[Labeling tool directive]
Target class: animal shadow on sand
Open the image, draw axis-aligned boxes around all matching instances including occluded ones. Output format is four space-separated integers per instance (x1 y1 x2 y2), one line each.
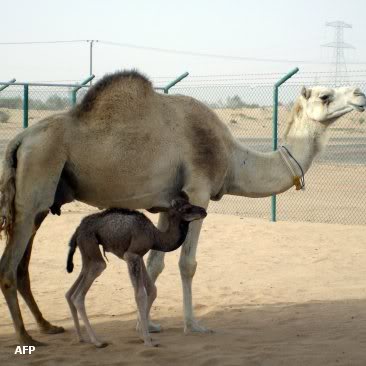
1 299 366 366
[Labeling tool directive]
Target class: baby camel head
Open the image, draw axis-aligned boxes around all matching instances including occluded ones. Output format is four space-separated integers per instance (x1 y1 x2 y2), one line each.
169 194 207 222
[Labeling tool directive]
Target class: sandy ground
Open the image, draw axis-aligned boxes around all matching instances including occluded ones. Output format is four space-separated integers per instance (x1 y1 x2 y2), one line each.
1 211 366 366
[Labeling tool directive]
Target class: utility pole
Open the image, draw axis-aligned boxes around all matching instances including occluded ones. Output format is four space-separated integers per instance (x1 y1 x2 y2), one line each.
322 21 354 86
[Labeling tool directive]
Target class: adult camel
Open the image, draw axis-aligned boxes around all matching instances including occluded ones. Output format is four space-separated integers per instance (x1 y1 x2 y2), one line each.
0 70 365 345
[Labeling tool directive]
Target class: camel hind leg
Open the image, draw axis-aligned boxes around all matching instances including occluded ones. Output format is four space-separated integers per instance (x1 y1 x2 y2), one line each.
68 237 107 348
0 215 46 346
0 146 65 346
65 272 87 343
17 227 64 335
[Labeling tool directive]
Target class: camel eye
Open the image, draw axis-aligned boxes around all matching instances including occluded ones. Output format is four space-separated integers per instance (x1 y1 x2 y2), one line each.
319 94 330 102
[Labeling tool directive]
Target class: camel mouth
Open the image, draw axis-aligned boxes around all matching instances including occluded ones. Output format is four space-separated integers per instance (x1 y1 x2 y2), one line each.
349 103 365 112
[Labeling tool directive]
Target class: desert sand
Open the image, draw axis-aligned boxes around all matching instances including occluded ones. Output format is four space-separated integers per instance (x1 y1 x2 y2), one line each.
1 209 366 366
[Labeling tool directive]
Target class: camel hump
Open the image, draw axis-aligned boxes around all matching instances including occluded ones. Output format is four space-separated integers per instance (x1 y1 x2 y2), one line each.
71 70 154 120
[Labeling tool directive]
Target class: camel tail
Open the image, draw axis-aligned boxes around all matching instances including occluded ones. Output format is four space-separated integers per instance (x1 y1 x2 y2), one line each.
0 137 22 244
67 231 78 273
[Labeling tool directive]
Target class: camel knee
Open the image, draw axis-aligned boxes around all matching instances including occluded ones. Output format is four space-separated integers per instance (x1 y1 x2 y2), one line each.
84 261 106 278
149 261 164 279
65 289 73 304
72 296 84 310
70 291 86 309
147 252 165 280
0 270 16 293
94 261 107 275
179 258 197 279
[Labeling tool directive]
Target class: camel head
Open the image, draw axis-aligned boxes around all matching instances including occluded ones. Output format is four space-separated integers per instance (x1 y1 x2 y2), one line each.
284 86 366 143
170 196 207 222
299 86 366 123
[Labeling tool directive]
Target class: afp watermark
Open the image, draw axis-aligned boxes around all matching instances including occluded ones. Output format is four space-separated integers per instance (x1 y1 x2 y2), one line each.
14 345 36 355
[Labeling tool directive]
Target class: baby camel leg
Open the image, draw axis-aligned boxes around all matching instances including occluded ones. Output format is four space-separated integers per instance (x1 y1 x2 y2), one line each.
136 259 157 333
70 260 107 348
142 261 157 326
124 252 157 347
65 272 87 343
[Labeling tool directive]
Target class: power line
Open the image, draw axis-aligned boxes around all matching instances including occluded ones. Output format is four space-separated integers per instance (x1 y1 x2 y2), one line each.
98 40 325 64
1 38 366 65
0 40 89 45
98 40 366 65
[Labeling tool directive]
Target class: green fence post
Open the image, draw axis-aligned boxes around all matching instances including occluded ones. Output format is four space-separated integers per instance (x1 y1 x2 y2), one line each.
0 78 16 92
271 67 299 222
23 84 29 128
71 75 95 106
163 72 189 94
71 90 77 105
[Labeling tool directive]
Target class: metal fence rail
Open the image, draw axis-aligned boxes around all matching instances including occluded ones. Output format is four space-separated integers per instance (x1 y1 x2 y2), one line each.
169 70 366 225
0 71 365 225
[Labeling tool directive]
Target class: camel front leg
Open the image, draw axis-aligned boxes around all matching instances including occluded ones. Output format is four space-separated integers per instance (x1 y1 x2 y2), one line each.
179 218 212 333
178 189 210 333
146 212 168 282
145 212 169 333
17 228 64 335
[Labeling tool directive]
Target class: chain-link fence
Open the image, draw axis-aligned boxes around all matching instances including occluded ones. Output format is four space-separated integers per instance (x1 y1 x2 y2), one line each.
170 71 366 224
0 71 365 224
0 84 89 159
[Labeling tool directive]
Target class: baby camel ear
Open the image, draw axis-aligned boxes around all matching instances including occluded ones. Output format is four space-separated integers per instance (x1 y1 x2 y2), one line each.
171 199 180 209
301 86 311 100
179 191 190 202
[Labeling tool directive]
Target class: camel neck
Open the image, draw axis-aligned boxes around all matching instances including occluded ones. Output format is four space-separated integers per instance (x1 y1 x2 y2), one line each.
226 121 327 198
152 216 189 252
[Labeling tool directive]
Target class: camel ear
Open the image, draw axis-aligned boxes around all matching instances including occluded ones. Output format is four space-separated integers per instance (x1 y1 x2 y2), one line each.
171 199 179 209
301 87 311 100
179 191 190 202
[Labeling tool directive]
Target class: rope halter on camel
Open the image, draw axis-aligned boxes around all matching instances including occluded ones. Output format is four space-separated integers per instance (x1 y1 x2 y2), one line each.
278 146 305 191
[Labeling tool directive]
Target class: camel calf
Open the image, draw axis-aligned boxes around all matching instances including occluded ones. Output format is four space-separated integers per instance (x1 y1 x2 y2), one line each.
65 196 207 347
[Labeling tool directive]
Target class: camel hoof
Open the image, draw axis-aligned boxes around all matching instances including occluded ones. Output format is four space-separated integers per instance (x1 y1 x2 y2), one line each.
20 335 48 347
40 324 65 334
136 321 162 333
148 321 162 333
184 321 214 334
95 342 109 348
144 339 159 347
78 337 89 344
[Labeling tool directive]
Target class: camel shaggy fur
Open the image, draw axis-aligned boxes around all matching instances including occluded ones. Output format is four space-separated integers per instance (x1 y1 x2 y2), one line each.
0 69 365 345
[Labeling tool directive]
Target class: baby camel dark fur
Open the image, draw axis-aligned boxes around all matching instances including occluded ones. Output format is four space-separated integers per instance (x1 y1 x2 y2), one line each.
65 195 207 347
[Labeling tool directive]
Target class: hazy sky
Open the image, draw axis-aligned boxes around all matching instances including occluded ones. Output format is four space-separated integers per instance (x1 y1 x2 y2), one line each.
1 0 366 83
